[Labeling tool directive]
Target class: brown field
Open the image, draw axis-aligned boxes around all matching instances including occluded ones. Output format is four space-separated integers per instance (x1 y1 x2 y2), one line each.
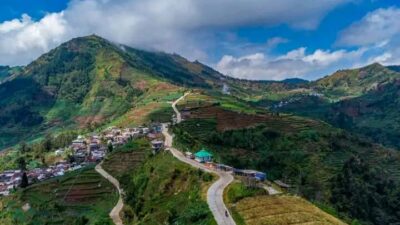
177 92 216 109
234 195 347 225
116 102 161 126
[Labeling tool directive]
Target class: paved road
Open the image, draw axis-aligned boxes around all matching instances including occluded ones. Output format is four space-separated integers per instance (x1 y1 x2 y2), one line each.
163 93 237 225
171 92 189 123
95 163 124 225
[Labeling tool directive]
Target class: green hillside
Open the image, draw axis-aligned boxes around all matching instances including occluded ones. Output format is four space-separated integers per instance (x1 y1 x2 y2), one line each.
119 152 216 225
172 92 400 225
313 63 400 100
281 79 400 149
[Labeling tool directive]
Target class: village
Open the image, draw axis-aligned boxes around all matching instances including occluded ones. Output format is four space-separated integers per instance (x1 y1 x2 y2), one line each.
0 117 279 198
0 123 165 196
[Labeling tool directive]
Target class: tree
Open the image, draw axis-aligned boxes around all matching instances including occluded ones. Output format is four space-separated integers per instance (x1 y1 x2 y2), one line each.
20 172 28 188
17 157 26 171
43 134 53 152
19 141 28 153
107 143 113 153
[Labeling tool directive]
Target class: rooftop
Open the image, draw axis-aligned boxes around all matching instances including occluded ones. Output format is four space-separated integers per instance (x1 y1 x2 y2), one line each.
195 149 213 158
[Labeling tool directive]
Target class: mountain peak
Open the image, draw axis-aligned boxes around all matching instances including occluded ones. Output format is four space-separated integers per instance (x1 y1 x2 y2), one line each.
360 62 385 72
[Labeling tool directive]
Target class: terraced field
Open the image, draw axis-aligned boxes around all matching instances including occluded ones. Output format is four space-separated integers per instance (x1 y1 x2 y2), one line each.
0 166 118 225
234 195 346 225
102 150 147 178
182 105 330 133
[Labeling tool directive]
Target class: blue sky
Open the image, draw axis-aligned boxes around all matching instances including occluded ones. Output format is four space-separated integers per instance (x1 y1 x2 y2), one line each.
0 0 399 80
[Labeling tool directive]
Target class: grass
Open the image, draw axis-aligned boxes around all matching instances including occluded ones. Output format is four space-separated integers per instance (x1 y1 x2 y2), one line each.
0 165 118 225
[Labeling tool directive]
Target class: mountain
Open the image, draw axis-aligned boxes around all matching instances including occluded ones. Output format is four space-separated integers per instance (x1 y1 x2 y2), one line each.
312 63 400 100
276 63 400 149
0 35 224 149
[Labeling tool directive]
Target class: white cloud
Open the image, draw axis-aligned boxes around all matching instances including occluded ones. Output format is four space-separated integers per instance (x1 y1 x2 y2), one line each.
0 13 67 66
0 0 351 66
337 7 400 66
216 47 366 80
338 7 400 46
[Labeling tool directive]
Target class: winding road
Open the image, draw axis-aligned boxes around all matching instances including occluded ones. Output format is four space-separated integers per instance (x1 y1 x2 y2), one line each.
95 163 124 225
163 93 237 225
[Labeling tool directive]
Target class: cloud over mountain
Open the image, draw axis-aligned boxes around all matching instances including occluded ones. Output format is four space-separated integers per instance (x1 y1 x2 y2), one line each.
0 0 350 66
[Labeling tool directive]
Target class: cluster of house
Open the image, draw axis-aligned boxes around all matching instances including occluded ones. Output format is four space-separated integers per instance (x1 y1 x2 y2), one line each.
0 162 84 196
272 91 324 109
0 123 165 197
185 148 267 182
63 124 163 163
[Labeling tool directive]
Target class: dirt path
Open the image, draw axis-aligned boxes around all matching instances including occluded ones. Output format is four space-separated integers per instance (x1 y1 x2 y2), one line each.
163 93 236 225
95 163 124 225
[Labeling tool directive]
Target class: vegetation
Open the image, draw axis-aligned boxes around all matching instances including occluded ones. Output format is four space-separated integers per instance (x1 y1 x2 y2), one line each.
0 131 78 172
0 166 118 225
173 98 400 225
120 152 216 225
280 79 400 149
331 156 400 225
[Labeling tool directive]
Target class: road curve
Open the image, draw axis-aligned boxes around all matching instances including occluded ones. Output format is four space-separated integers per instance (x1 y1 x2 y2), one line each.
95 163 124 225
163 93 237 225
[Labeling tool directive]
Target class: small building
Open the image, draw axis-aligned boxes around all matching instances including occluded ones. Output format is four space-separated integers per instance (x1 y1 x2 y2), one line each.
215 164 233 172
234 169 267 181
194 149 213 163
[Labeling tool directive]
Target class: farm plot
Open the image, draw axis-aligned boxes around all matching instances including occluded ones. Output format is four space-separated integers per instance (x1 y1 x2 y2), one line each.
102 151 147 178
1 166 118 225
184 105 330 133
234 195 347 225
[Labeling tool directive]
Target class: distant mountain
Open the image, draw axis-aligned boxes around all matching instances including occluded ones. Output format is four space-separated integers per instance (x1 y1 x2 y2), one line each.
281 78 309 84
387 65 400 73
277 63 400 149
0 35 225 149
313 63 400 99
